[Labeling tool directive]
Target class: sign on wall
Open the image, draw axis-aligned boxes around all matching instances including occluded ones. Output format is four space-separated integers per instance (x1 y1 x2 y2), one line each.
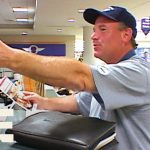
9 44 66 56
141 18 150 36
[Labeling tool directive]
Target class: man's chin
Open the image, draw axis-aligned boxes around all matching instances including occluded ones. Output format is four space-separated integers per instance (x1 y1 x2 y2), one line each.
94 53 101 59
94 54 105 62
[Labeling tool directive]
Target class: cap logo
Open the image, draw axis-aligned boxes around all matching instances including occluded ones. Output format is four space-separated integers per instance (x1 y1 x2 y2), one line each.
103 6 114 12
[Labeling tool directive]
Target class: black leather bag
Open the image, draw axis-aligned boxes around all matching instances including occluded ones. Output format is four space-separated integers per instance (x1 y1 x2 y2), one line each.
6 111 117 150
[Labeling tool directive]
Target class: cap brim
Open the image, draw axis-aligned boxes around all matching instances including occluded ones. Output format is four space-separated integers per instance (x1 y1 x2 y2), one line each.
83 8 117 24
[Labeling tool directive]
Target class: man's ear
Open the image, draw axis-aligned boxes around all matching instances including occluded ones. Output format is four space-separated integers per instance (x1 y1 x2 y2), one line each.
121 28 133 42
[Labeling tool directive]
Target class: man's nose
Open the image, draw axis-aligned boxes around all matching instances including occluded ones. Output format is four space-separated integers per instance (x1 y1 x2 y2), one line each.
91 32 98 40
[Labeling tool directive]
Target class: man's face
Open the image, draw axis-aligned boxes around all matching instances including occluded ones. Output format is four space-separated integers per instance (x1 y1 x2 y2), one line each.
144 52 149 58
91 16 125 63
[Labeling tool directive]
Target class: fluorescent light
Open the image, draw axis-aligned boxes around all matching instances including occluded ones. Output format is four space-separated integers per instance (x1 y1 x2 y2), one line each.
21 32 28 35
13 7 28 12
57 29 62 32
68 19 76 22
78 9 85 13
16 18 28 22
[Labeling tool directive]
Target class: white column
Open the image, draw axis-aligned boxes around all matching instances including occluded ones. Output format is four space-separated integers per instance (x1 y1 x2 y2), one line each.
83 26 99 65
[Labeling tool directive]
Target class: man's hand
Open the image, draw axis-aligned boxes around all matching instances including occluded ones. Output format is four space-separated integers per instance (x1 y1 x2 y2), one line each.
23 91 46 109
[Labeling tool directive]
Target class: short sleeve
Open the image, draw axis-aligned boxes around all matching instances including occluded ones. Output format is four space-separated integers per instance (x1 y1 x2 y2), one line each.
75 92 92 116
91 58 150 110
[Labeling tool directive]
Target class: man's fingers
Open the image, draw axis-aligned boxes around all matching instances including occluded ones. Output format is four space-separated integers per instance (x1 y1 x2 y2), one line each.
23 91 36 96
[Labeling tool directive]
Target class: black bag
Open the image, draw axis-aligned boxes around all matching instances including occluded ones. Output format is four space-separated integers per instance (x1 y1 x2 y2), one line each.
6 111 117 150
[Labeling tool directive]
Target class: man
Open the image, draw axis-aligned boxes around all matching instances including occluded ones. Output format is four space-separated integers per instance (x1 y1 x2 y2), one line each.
0 6 150 150
142 49 150 62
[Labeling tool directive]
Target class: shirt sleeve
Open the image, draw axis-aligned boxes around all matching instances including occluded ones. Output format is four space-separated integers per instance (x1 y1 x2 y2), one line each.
75 92 93 116
91 59 149 110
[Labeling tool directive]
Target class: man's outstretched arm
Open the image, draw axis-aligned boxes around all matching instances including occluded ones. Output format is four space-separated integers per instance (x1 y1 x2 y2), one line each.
0 41 96 92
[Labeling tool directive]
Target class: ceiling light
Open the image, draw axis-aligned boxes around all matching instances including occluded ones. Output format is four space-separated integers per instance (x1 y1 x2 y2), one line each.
78 9 85 13
57 29 62 32
68 19 76 22
21 32 28 35
16 18 28 22
13 7 28 12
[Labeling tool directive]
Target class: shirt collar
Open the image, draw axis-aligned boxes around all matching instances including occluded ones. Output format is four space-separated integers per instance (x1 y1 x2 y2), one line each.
120 49 136 61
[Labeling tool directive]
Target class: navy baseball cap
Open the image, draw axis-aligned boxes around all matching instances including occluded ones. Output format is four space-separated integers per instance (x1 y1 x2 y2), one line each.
83 6 137 38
